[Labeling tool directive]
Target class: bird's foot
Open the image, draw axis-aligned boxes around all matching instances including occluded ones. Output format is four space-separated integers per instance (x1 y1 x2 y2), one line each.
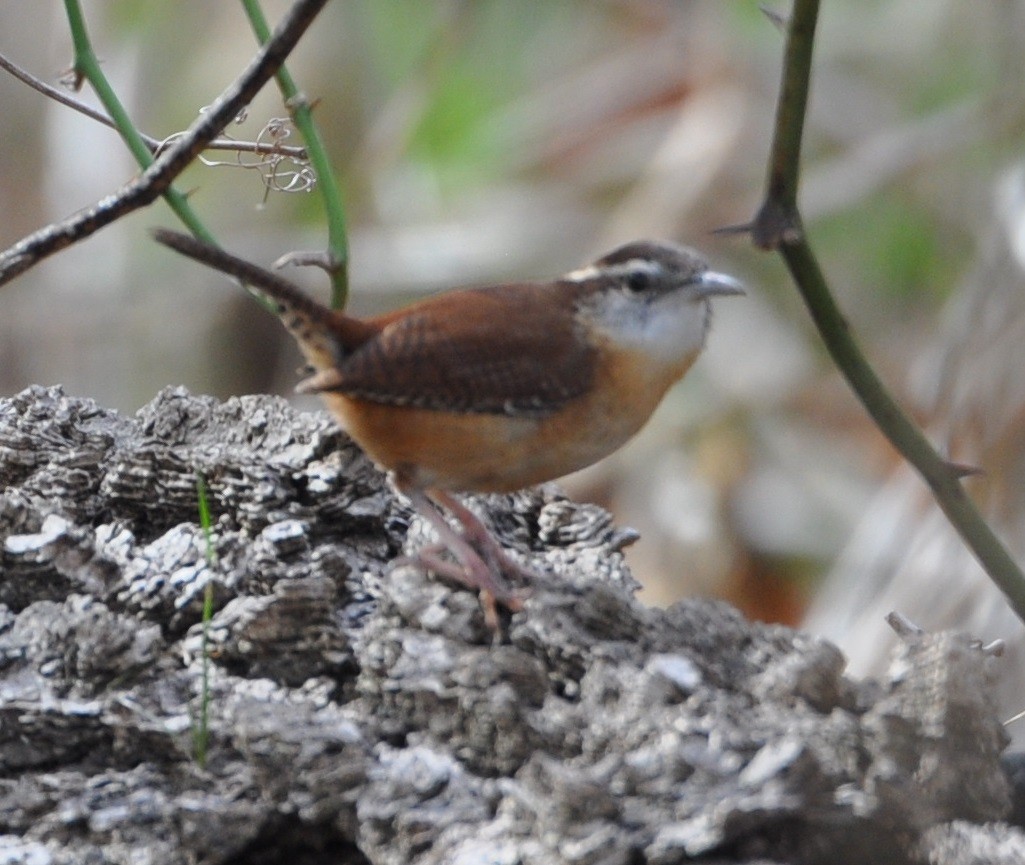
396 487 537 632
405 545 524 632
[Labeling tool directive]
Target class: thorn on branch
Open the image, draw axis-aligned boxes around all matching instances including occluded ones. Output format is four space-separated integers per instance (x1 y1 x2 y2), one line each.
58 65 84 91
710 222 754 237
273 250 341 275
945 461 985 479
751 197 803 250
285 92 311 112
760 6 789 33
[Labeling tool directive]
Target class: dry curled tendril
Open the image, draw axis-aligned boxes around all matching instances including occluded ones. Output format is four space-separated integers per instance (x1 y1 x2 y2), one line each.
159 108 317 201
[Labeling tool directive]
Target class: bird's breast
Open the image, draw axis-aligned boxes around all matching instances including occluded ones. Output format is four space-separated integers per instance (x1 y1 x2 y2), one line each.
319 338 699 494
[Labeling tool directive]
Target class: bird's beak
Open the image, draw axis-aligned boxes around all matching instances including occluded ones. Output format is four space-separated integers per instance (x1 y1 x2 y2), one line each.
693 270 745 298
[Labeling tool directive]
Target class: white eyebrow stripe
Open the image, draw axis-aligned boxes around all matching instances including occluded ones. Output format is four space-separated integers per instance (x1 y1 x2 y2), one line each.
564 258 664 283
605 259 663 278
564 264 600 282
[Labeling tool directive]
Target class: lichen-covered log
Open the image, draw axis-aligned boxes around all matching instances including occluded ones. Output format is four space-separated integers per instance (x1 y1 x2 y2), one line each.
0 385 1021 864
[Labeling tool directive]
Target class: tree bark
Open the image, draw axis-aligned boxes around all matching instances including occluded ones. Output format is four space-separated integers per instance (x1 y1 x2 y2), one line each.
0 385 1020 864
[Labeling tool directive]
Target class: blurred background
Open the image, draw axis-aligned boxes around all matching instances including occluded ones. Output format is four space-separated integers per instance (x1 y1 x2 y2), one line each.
3 2 1025 716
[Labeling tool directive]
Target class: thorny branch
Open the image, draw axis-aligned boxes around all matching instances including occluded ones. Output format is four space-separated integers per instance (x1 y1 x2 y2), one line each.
751 0 1025 622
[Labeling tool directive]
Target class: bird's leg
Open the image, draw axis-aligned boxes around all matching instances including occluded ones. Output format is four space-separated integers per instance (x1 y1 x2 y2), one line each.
398 487 524 630
427 489 538 585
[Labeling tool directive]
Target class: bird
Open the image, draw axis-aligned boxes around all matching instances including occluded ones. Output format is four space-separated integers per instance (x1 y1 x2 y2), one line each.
153 229 743 628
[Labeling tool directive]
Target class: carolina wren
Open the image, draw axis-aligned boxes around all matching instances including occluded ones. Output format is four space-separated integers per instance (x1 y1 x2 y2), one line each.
153 229 743 627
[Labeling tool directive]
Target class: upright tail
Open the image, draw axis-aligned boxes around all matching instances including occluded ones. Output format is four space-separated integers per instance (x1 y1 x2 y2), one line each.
152 229 374 384
152 229 338 327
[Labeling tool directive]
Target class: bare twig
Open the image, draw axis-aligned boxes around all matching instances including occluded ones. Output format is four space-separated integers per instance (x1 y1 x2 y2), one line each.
751 0 1025 622
0 0 329 288
0 50 307 160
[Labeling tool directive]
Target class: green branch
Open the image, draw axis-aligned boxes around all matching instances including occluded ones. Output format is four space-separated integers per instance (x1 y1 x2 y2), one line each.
241 0 351 308
63 0 213 241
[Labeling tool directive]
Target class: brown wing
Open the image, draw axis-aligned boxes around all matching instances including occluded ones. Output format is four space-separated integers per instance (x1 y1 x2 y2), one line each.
326 283 595 416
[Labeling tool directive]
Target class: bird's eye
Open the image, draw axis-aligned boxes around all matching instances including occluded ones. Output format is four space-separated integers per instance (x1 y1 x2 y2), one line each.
625 270 651 292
